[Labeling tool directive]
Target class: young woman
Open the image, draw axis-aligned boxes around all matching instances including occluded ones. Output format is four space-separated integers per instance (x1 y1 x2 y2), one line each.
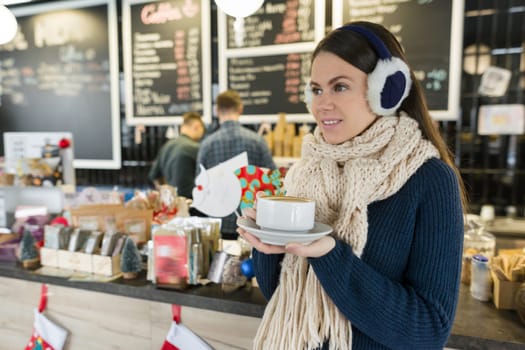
238 21 465 350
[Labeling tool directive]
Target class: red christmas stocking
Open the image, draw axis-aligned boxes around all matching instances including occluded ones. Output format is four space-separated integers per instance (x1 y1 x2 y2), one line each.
25 284 68 350
161 305 212 350
25 309 68 350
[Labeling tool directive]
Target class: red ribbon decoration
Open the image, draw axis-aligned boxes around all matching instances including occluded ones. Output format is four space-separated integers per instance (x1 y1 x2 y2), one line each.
171 304 181 324
38 284 48 313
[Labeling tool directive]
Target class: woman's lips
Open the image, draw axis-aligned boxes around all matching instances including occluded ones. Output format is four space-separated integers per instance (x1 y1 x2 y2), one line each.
321 119 342 129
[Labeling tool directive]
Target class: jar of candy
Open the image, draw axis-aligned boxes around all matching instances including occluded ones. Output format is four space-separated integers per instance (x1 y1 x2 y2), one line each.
462 216 496 285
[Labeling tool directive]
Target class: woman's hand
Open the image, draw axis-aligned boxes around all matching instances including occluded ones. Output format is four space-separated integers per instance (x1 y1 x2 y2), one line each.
238 227 287 254
237 192 336 258
238 225 335 257
284 235 336 258
238 207 336 257
238 206 286 254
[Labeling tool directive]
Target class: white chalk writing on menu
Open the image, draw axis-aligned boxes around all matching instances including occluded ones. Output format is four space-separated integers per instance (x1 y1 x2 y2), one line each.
346 0 409 24
229 57 281 106
337 0 461 120
227 53 311 114
342 0 447 93
219 0 323 120
0 1 120 168
131 0 202 117
0 12 110 103
285 52 311 104
227 0 315 48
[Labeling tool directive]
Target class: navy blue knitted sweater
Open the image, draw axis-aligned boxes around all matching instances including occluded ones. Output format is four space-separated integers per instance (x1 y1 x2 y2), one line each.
253 158 464 350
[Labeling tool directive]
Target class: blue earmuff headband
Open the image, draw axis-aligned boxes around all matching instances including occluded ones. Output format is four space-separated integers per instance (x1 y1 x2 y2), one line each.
342 25 393 60
303 25 412 116
340 25 412 116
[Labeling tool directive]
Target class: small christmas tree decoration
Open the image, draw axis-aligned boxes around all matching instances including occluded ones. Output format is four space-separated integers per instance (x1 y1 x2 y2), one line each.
120 237 141 279
20 229 39 269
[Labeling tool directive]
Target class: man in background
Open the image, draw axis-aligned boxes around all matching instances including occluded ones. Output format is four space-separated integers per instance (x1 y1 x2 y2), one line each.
149 111 205 199
196 90 275 239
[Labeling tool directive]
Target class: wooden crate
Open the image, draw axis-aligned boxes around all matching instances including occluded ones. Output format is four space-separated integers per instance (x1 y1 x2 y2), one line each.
57 250 92 273
41 248 121 276
92 254 121 276
40 247 59 268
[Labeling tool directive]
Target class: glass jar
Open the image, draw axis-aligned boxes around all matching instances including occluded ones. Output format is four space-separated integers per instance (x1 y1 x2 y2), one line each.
461 217 496 285
470 254 491 301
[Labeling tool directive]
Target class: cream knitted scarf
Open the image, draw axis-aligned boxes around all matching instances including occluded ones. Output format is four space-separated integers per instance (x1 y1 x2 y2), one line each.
253 114 439 350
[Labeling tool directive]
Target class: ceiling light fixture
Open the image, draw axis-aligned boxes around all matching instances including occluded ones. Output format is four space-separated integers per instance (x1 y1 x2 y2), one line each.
0 5 18 45
215 0 265 47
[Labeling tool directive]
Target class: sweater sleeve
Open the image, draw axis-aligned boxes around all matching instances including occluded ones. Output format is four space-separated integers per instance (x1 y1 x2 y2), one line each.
252 249 284 301
308 161 464 349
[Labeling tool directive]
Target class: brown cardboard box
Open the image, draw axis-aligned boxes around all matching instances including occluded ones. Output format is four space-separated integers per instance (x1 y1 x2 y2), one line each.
492 271 522 309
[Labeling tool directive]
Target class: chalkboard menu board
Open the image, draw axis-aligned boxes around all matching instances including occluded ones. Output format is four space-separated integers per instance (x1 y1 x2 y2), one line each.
0 0 121 169
218 0 325 123
228 53 312 115
225 0 316 49
122 0 211 125
333 0 464 121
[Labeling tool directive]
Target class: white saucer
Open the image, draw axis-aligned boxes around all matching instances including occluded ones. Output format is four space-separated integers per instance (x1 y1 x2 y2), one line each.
237 217 333 246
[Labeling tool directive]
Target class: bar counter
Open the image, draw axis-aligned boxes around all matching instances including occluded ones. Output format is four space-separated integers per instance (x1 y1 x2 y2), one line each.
0 262 523 349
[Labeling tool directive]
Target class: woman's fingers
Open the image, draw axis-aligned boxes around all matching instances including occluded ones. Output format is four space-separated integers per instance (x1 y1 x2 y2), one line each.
238 225 336 257
241 207 256 220
285 236 336 258
237 229 286 254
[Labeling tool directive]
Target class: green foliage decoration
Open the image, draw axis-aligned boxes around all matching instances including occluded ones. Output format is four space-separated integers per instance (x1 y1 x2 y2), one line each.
120 237 142 273
20 229 38 261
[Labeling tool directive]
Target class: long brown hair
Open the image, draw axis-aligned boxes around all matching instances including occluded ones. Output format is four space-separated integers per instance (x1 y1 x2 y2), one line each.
312 21 468 211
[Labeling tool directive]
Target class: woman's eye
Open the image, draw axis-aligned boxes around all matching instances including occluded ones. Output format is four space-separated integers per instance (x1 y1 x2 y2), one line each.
311 87 322 95
334 83 348 92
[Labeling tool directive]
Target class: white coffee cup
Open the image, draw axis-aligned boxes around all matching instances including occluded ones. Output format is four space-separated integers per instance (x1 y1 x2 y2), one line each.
256 195 315 232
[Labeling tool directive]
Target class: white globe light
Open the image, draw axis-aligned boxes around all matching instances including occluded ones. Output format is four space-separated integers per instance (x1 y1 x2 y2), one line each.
0 5 18 45
215 0 264 18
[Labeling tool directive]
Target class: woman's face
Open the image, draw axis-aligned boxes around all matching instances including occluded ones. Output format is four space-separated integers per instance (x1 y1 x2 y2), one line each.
310 51 377 145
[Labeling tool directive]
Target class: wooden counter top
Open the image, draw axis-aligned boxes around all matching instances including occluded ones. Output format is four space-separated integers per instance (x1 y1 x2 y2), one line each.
486 218 525 237
0 262 523 349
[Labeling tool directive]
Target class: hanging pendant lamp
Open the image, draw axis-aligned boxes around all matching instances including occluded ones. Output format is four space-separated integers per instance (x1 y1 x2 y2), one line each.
215 0 265 47
0 5 18 45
